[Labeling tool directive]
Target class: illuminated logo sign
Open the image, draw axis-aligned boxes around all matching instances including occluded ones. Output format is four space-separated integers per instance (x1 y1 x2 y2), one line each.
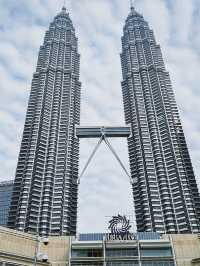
105 214 136 241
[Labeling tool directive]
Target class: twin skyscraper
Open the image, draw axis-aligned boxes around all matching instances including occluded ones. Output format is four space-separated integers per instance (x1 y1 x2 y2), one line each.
8 5 200 236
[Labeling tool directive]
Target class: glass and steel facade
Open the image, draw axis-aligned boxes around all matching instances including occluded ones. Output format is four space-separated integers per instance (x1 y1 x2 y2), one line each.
0 181 13 226
8 7 81 236
121 7 200 233
70 233 175 266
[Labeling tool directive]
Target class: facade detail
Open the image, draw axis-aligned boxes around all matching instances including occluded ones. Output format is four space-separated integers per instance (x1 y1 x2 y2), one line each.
121 6 200 233
0 181 13 226
8 7 81 236
71 233 175 266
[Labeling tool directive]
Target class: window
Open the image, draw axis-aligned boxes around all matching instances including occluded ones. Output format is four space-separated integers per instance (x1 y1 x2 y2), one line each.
141 247 172 257
107 262 138 266
71 262 102 266
72 249 103 258
106 248 138 257
142 261 174 266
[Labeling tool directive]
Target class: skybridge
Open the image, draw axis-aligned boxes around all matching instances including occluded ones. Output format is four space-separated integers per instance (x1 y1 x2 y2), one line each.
76 126 131 138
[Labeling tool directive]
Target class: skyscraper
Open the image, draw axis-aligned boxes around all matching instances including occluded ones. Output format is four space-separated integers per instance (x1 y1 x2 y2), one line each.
8 7 81 236
121 6 200 233
0 180 13 226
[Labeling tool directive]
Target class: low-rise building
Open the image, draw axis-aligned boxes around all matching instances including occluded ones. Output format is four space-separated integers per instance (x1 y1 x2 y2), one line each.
70 233 174 266
0 226 200 266
166 234 200 266
0 226 69 266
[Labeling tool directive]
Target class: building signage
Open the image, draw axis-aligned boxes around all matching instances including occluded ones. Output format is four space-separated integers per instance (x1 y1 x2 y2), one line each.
106 214 136 241
105 232 136 241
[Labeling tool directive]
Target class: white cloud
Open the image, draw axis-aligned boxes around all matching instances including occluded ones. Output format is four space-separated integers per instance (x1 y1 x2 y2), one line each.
0 0 199 233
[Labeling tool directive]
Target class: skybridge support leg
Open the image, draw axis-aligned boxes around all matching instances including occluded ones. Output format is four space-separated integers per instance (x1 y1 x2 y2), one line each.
78 135 132 185
103 137 133 185
77 136 104 185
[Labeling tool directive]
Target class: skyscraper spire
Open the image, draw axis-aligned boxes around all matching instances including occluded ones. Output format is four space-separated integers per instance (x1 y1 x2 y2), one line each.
62 0 66 11
129 0 138 16
130 0 134 10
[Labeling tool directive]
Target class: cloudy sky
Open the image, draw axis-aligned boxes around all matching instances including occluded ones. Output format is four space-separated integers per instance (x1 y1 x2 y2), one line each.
0 0 200 233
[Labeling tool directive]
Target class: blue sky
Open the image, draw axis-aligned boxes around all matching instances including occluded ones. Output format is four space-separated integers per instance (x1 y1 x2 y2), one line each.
0 0 200 233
